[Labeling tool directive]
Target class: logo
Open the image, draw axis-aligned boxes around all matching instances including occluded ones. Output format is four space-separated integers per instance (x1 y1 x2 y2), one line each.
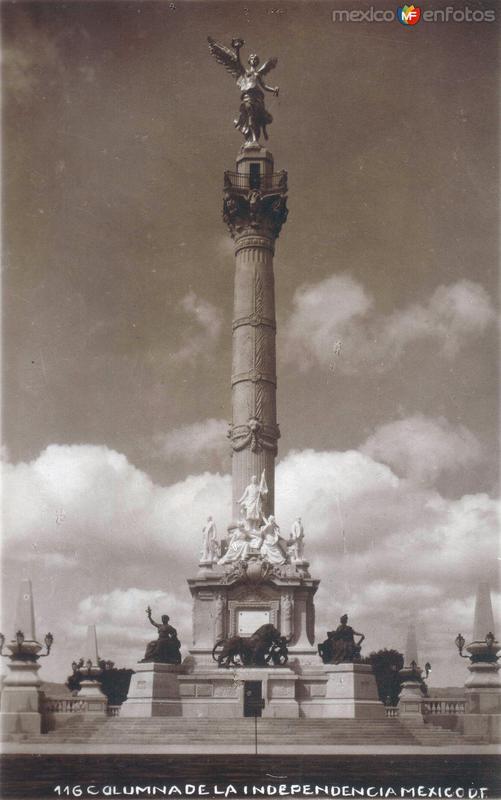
397 4 421 25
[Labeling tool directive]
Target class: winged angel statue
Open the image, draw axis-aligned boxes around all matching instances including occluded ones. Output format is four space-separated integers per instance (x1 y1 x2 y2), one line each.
208 37 279 145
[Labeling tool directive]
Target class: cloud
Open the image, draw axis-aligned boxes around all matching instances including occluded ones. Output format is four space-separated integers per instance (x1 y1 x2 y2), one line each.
2 13 62 101
2 440 498 685
170 291 223 363
284 275 496 373
2 444 231 582
154 418 229 466
71 588 192 654
360 415 483 484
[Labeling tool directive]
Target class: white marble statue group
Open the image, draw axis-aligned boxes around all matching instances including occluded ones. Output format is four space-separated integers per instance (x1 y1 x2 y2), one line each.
200 471 305 567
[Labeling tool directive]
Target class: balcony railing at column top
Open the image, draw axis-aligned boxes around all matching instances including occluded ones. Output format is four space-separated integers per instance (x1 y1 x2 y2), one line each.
224 171 287 192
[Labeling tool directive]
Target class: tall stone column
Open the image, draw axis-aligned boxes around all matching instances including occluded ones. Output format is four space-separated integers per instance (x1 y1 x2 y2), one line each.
223 144 288 521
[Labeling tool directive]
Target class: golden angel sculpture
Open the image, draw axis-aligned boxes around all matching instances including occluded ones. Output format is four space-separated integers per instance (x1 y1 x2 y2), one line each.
208 37 279 145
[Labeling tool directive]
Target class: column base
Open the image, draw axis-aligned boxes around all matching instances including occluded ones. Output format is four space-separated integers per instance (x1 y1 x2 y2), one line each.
121 663 185 717
465 661 501 713
0 660 43 735
77 680 107 715
461 713 501 743
398 680 424 719
178 667 299 719
321 663 385 719
0 711 41 736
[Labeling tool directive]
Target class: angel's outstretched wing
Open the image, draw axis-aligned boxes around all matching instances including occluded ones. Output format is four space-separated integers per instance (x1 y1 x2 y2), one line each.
207 37 244 79
257 57 278 76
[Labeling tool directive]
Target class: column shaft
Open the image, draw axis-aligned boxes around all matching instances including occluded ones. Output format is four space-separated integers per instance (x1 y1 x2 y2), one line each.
223 146 288 525
231 236 277 518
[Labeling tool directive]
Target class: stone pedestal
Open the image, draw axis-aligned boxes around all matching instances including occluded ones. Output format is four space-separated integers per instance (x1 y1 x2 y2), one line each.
465 660 501 714
322 663 385 719
121 663 184 717
262 668 299 718
123 664 299 719
77 679 107 715
178 667 298 718
0 659 42 736
188 562 318 672
461 713 501 743
398 681 424 719
398 663 424 721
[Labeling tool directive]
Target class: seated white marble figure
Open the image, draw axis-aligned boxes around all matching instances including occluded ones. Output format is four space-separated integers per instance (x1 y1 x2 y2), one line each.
218 524 251 564
259 516 286 565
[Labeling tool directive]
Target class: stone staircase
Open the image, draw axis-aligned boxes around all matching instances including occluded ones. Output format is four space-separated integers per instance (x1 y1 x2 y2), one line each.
29 716 471 747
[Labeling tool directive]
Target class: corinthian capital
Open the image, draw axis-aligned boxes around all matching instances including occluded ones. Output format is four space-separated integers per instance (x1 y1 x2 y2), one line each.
222 171 288 240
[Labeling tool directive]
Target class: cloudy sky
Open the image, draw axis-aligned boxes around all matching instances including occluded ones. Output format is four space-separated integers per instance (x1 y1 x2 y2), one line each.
2 0 499 686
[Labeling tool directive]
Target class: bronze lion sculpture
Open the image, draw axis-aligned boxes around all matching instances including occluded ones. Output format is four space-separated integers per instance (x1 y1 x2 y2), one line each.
212 623 285 668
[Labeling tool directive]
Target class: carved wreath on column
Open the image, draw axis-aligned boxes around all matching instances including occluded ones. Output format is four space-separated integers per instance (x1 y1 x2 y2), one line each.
228 417 278 454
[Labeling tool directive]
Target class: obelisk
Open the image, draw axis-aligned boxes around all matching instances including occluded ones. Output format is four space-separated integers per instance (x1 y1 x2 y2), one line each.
398 623 425 720
223 149 288 520
464 582 501 715
0 580 47 735
77 624 107 712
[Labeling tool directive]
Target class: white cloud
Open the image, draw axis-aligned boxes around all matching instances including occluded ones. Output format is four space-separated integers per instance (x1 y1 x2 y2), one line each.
155 418 229 464
284 275 496 373
171 291 223 363
283 274 372 371
2 13 65 101
2 444 232 592
71 588 192 651
360 415 483 484
2 441 498 685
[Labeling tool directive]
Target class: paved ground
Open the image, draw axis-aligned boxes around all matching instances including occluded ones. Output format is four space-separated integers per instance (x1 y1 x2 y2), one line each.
1 741 501 754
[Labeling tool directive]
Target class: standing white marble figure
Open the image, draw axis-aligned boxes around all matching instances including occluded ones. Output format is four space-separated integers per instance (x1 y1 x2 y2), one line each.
260 515 285 565
200 516 218 562
214 593 225 641
288 517 305 561
238 470 268 529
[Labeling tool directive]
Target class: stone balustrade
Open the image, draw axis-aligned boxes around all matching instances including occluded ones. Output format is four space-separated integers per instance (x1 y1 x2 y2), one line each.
42 697 89 714
107 705 121 717
385 698 466 718
422 699 466 715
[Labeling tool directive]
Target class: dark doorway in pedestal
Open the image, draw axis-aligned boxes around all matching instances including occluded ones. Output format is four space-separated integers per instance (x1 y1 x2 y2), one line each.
249 163 261 189
243 681 263 717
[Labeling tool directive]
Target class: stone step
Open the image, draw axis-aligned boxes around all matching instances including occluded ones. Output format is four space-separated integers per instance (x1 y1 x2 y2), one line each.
65 719 399 723
35 727 462 746
33 716 470 748
35 734 415 741
45 717 401 730
44 724 407 735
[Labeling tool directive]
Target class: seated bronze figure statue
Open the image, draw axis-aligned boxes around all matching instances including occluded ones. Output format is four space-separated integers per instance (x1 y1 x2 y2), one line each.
318 614 365 665
140 606 182 664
